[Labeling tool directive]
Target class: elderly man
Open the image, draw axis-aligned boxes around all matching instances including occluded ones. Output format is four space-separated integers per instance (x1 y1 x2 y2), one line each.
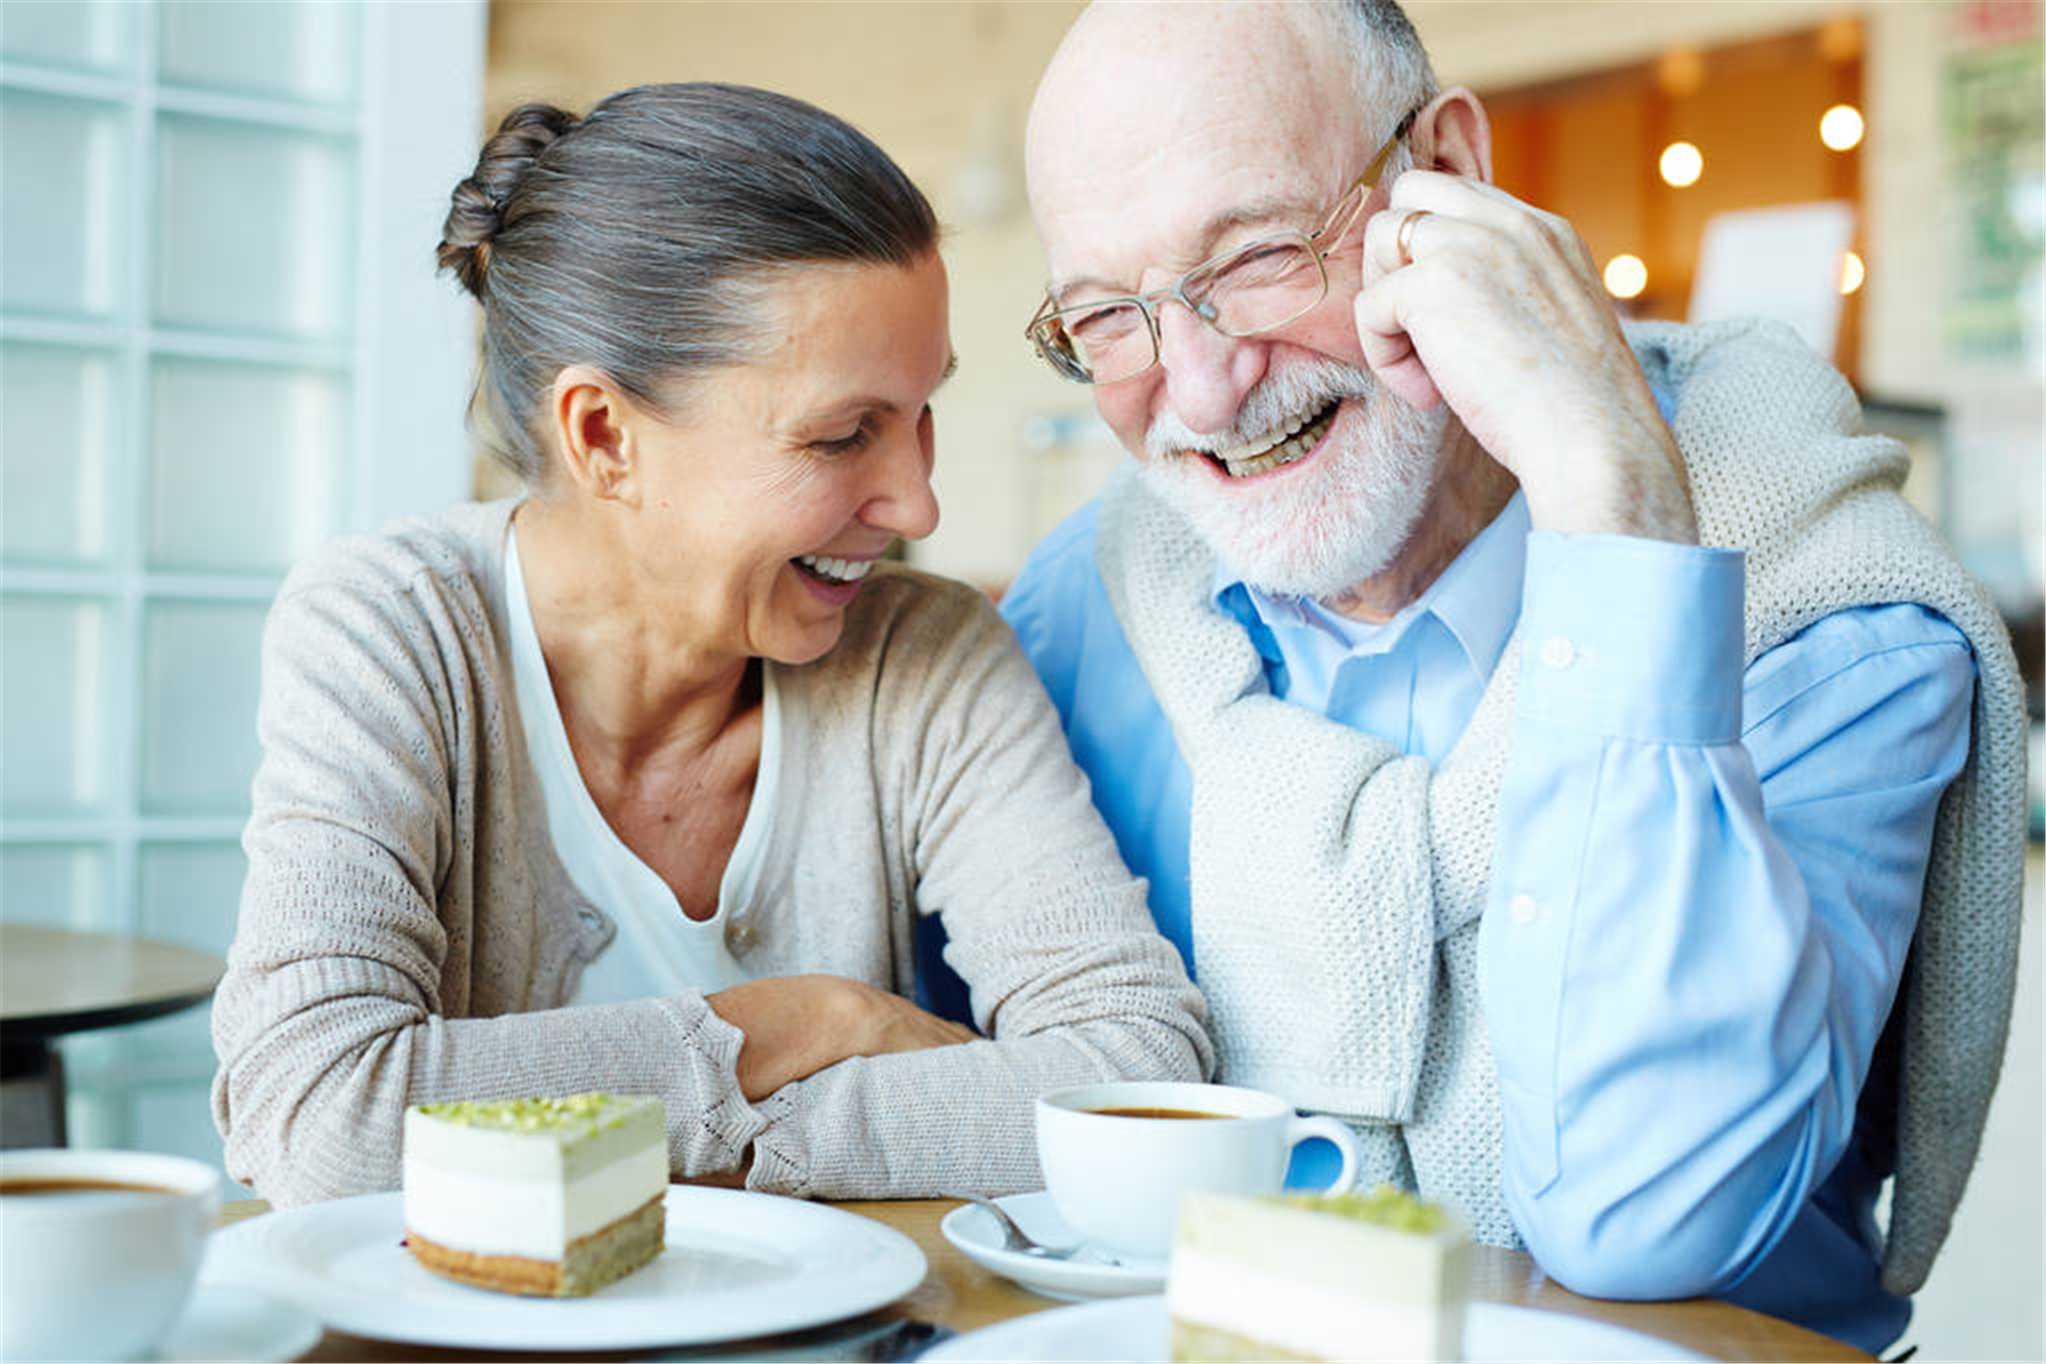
1000 0 2026 1353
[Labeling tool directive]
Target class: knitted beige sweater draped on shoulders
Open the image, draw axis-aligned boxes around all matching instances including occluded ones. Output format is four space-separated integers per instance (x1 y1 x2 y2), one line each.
1093 318 2026 1293
211 499 1213 1207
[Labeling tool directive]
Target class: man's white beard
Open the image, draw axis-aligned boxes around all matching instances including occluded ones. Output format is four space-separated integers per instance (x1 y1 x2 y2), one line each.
1139 357 1447 600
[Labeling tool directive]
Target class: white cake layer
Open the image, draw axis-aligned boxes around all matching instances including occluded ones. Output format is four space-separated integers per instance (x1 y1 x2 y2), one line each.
403 1141 666 1259
1167 1248 1461 1361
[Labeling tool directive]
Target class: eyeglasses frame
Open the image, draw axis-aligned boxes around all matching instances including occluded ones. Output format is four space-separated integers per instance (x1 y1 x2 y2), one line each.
1026 107 1420 386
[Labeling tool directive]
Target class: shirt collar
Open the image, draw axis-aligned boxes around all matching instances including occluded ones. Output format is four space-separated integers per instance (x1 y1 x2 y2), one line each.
1211 491 1530 679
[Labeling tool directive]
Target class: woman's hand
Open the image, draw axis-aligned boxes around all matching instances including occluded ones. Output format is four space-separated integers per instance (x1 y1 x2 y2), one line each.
708 973 978 1101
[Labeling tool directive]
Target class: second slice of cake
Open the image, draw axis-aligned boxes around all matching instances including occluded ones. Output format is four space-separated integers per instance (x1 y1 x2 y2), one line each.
1167 1187 1471 1362
403 1092 667 1297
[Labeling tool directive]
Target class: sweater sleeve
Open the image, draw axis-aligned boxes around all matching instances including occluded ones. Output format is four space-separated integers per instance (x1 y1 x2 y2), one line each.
745 584 1216 1198
210 567 766 1206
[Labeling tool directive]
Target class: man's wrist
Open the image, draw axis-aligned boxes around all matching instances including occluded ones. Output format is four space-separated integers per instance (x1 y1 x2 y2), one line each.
1522 457 1697 544
1516 405 1696 545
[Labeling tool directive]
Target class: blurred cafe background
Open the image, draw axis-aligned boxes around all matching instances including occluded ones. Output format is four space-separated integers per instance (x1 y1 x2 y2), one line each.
0 2 2038 1357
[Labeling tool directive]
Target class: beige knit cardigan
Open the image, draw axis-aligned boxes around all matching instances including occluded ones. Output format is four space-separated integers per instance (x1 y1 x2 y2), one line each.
211 501 1214 1207
1095 318 2027 1293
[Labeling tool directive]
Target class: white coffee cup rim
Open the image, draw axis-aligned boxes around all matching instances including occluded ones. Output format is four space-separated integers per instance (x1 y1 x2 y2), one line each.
1 1148 220 1213
1037 1080 1293 1120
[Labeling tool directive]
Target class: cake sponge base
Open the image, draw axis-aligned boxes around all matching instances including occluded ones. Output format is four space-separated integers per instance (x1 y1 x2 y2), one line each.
407 1193 664 1297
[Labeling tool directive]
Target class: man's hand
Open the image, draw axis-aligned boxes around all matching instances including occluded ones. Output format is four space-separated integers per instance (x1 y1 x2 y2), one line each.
1353 170 1697 545
707 974 978 1101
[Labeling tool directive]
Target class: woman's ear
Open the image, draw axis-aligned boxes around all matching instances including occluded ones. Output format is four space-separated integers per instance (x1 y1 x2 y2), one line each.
549 366 640 506
1413 87 1493 185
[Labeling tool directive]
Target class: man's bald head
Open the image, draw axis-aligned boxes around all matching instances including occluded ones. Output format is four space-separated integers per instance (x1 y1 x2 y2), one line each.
1025 1 1438 296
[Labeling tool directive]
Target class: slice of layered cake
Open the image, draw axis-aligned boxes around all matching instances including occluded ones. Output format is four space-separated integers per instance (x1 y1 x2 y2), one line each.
1167 1187 1471 1362
402 1093 667 1297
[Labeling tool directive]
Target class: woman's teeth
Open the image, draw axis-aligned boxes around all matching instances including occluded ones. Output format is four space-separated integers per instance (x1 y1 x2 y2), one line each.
795 554 874 585
1210 401 1340 478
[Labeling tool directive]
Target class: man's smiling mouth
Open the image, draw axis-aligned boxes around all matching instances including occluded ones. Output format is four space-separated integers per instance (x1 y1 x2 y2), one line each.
1194 398 1342 478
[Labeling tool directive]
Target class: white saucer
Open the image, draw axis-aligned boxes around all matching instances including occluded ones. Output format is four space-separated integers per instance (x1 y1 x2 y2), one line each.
939 1191 1165 1299
159 1284 321 1363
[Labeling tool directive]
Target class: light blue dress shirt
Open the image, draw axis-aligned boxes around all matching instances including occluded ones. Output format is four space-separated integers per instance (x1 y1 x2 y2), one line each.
999 481 1975 1355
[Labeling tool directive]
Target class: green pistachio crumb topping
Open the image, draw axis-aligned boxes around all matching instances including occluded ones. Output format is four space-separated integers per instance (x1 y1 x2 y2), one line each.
1272 1183 1447 1234
417 1092 639 1133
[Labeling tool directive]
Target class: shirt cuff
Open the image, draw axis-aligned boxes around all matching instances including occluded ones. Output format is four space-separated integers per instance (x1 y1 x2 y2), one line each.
1517 532 1745 744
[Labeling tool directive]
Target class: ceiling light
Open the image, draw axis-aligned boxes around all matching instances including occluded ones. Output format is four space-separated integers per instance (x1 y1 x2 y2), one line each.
1604 255 1648 299
1840 250 1865 295
1659 142 1704 188
1821 105 1864 152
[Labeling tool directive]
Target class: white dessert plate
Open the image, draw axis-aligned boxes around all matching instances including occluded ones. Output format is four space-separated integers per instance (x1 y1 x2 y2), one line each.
939 1191 1166 1299
201 1186 926 1351
923 1294 1712 1362
157 1285 321 1363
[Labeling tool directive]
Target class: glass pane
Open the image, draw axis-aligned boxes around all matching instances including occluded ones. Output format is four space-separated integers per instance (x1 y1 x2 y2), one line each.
139 600 266 816
131 1082 243 1192
114 843 242 1067
59 1082 127 1150
158 0 358 106
148 360 346 572
138 840 245 951
3 344 117 568
100 1005 215 1079
1 595 111 817
0 93 123 320
0 0 130 73
153 116 353 340
0 843 113 930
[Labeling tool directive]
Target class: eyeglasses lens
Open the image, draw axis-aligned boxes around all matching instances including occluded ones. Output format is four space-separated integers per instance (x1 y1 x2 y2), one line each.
1036 307 1152 385
1190 236 1325 337
1034 234 1327 384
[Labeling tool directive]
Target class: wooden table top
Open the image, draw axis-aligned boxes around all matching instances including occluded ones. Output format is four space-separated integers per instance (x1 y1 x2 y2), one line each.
217 1197 1872 1362
0 923 224 1037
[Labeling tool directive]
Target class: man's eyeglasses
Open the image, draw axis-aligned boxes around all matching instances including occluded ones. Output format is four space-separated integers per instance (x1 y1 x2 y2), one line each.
1025 109 1418 386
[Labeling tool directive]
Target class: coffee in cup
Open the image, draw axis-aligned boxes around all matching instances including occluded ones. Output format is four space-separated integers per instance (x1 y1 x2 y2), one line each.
1036 1080 1362 1259
1 1148 222 1362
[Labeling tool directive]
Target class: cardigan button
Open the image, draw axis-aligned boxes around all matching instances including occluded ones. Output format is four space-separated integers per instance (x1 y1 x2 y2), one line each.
726 918 757 951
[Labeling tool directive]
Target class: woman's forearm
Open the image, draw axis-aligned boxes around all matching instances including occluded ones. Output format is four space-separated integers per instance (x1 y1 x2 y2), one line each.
707 973 975 1100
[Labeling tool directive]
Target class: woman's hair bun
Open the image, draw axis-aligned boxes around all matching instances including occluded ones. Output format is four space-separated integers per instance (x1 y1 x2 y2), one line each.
436 102 580 298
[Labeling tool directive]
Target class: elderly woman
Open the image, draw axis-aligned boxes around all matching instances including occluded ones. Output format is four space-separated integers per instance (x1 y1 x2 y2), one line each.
210 83 1212 1207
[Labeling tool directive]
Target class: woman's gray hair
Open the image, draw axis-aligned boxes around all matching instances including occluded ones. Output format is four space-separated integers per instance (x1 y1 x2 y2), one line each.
1334 1 1441 179
437 83 939 482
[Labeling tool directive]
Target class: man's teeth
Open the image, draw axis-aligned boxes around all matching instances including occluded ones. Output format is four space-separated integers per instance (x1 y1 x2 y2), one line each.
1209 403 1340 478
796 554 874 584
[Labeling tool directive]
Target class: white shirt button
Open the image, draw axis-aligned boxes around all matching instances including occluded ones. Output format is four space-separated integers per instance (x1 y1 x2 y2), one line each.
1539 635 1576 669
725 918 756 951
1509 893 1541 925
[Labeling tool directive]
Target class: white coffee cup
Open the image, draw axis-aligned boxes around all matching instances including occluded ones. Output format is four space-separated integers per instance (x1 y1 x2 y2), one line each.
1 1147 222 1362
1036 1080 1363 1259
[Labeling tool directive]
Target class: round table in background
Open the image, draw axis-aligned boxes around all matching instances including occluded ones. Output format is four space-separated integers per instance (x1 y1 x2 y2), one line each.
0 923 224 1147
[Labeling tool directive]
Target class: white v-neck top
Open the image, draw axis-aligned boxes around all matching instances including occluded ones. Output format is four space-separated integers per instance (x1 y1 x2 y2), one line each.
504 525 773 1003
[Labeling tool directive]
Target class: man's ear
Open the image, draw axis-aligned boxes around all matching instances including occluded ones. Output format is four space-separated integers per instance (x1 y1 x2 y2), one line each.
549 365 640 506
1413 87 1493 185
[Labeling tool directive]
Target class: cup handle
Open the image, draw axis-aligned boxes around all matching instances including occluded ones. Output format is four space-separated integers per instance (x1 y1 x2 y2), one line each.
1284 1114 1364 1195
